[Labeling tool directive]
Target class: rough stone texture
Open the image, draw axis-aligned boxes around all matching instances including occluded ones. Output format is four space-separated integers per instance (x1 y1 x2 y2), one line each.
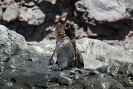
97 63 133 88
76 0 126 22
0 8 2 20
75 0 133 22
2 4 19 22
19 6 45 25
0 25 27 75
0 48 50 89
75 28 88 38
77 38 133 69
1 66 128 89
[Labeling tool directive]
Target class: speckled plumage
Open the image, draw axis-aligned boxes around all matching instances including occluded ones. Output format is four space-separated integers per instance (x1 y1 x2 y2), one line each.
48 23 75 70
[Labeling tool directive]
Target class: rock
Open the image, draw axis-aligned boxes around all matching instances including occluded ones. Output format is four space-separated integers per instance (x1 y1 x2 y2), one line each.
0 25 27 75
75 0 126 22
35 0 57 4
37 38 56 54
97 63 133 88
124 0 133 18
0 48 50 89
24 1 35 7
0 64 127 89
86 73 125 89
125 0 133 10
75 28 88 39
3 5 19 22
76 38 133 69
19 6 45 25
19 7 28 22
45 0 56 4
3 0 14 4
0 8 2 20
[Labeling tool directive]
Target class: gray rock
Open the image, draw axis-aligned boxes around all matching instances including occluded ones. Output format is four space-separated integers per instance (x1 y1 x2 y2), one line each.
0 25 27 75
75 28 88 38
125 0 133 9
0 48 50 89
0 8 2 20
3 5 19 22
77 38 133 69
76 0 126 22
97 63 133 88
19 6 45 25
24 1 35 7
86 73 125 89
2 0 14 4
0 63 127 89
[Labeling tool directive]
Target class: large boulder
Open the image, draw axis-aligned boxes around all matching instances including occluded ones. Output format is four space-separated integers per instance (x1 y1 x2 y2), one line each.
77 38 133 69
0 25 27 75
75 0 126 22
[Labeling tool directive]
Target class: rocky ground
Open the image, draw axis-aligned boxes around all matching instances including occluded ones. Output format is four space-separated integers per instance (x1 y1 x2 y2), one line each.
0 24 133 89
0 0 133 50
0 0 133 89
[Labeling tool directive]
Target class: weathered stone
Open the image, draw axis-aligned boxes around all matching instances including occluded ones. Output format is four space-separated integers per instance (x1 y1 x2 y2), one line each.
76 0 126 22
24 1 35 7
76 38 133 69
3 0 14 4
97 64 133 88
19 6 45 25
3 5 19 22
0 25 27 75
0 8 2 20
0 49 50 89
75 28 88 39
19 7 28 22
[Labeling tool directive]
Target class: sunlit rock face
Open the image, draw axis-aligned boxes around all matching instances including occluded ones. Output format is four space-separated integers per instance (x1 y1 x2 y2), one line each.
76 0 126 22
0 25 27 75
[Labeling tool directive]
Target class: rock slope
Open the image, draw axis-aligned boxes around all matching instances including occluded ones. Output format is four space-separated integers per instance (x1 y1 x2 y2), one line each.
0 25 133 89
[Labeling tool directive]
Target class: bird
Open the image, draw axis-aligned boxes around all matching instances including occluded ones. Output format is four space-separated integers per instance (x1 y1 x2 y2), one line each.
65 22 84 68
48 23 76 70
